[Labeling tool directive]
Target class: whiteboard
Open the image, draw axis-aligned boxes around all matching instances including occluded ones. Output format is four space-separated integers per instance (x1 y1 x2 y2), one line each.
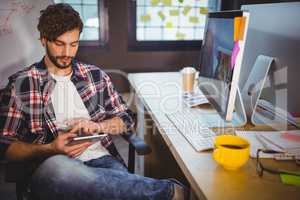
0 0 53 88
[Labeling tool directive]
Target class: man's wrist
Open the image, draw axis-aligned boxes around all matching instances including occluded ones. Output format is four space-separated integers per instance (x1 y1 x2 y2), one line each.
43 143 58 155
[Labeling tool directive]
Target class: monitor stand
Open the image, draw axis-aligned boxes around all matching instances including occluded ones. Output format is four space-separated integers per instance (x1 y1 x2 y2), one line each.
191 55 275 129
241 55 276 126
195 87 247 128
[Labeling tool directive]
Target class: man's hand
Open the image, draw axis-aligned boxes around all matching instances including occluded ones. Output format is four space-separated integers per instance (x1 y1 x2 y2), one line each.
98 117 127 135
50 127 94 158
65 118 101 135
4 126 95 161
65 117 127 135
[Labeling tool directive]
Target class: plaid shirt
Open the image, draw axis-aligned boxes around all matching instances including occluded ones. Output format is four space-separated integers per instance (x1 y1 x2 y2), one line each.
0 59 135 162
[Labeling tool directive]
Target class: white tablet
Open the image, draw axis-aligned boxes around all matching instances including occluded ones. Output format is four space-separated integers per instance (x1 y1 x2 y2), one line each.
72 134 108 141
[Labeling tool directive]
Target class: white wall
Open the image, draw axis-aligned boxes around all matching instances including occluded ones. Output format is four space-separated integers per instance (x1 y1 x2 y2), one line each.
0 0 52 88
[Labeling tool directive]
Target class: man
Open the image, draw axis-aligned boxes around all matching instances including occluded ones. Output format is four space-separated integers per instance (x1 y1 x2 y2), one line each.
0 3 187 200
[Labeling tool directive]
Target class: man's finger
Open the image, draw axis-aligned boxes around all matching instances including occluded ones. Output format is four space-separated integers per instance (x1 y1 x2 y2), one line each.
90 127 98 134
68 146 87 158
65 118 87 125
66 141 92 152
69 124 82 134
70 151 83 158
60 133 77 140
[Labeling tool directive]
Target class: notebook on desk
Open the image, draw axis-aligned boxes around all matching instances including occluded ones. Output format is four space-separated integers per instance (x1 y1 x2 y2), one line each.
236 130 300 158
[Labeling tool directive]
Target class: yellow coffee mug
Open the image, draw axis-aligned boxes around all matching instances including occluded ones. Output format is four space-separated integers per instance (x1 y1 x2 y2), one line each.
213 135 250 170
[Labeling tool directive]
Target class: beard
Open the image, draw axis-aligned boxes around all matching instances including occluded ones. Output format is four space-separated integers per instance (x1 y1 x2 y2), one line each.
46 44 74 69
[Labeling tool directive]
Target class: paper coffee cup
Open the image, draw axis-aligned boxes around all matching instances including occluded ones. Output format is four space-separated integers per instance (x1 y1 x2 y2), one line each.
181 67 196 93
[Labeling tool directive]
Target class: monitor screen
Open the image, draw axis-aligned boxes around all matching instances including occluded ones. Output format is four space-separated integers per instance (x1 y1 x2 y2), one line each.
197 10 249 121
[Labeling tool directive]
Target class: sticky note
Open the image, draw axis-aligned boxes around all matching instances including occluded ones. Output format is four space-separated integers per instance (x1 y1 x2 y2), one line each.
234 16 246 41
165 21 174 28
199 7 209 15
140 14 151 23
162 0 172 7
151 0 160 6
170 9 180 16
189 16 199 24
280 174 300 186
183 6 191 16
176 32 186 40
158 11 166 21
238 17 246 40
231 42 240 69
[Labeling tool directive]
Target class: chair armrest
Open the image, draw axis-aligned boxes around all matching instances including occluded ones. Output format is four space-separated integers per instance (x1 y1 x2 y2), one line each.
5 161 28 182
122 131 152 156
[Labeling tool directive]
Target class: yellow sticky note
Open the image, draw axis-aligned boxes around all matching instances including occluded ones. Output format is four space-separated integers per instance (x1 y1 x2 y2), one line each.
158 11 166 21
199 7 209 15
169 9 179 16
151 0 160 6
176 32 186 40
140 14 151 23
238 17 246 40
183 6 191 16
234 16 246 41
165 21 174 28
189 16 199 24
162 0 172 7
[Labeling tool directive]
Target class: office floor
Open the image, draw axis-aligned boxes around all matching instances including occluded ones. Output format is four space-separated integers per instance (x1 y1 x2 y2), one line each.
0 136 135 200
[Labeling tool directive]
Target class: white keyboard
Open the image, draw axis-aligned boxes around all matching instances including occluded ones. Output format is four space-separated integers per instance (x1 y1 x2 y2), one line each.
166 109 216 152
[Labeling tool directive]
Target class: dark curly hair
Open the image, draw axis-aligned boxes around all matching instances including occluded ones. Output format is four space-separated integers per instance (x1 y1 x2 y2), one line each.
37 3 83 41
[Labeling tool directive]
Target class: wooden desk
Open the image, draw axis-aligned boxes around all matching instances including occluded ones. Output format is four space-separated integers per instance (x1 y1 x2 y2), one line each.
128 72 300 200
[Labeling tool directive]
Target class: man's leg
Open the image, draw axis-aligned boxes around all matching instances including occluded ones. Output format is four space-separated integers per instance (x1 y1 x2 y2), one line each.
29 155 175 200
84 155 187 200
84 155 128 172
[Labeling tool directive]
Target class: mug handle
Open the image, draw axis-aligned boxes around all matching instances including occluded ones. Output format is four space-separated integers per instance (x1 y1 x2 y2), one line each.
213 148 220 161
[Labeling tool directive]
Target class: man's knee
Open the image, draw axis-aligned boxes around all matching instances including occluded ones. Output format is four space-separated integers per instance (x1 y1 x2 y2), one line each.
42 154 71 167
31 155 87 185
29 155 95 199
36 155 73 174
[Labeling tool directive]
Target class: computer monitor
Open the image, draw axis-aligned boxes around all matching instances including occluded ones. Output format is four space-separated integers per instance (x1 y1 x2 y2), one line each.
240 2 300 119
197 10 250 121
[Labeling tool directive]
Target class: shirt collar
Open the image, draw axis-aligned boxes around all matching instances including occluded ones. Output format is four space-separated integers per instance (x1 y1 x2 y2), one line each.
34 57 87 83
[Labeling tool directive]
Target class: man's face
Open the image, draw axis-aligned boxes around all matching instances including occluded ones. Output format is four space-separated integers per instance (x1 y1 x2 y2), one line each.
42 29 80 69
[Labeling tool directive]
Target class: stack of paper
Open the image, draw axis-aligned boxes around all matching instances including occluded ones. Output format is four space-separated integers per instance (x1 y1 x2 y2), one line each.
236 130 300 158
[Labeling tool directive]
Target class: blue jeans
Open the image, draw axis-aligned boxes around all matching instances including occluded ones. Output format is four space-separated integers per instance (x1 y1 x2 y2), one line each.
29 155 175 200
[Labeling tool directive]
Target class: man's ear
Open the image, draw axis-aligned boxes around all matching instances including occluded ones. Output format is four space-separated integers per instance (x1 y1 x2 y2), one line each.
40 38 46 47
